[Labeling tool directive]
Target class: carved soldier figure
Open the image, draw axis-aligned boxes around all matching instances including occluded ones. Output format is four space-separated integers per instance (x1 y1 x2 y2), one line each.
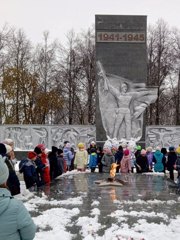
97 61 157 141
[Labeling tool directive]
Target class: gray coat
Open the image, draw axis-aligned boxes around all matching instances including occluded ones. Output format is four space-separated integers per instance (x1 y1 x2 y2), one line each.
101 154 115 173
0 188 36 240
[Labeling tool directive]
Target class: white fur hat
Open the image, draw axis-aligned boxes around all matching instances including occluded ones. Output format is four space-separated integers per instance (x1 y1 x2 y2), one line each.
3 138 14 145
4 144 12 154
0 156 9 185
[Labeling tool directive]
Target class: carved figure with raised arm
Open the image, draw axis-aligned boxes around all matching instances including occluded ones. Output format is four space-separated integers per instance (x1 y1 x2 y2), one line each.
97 61 157 141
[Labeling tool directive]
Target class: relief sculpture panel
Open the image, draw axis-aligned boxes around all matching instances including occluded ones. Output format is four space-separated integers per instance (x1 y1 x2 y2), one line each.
97 61 157 141
0 125 95 150
146 126 180 148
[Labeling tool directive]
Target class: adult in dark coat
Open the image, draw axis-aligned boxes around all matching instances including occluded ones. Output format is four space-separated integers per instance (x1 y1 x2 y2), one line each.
161 147 167 173
115 145 123 173
166 146 177 181
34 146 46 187
48 146 59 180
136 149 149 173
97 147 104 173
0 143 20 196
57 149 64 175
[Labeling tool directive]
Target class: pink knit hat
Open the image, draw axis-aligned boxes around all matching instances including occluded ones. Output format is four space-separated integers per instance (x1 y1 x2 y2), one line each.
124 149 130 156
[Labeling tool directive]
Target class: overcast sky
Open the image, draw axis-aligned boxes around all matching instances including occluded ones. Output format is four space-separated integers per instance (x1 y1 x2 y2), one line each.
0 0 179 44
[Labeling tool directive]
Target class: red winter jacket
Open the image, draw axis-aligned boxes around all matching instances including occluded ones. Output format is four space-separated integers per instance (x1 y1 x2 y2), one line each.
41 153 50 184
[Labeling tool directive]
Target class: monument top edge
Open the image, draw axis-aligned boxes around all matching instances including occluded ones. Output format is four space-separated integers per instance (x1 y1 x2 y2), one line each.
146 125 180 128
0 124 96 127
95 14 147 17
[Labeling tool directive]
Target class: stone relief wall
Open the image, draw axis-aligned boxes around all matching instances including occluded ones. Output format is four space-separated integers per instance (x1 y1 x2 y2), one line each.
0 125 96 150
97 61 157 141
146 126 180 148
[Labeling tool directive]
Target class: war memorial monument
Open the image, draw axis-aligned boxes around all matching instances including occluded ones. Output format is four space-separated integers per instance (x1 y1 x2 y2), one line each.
0 15 180 149
1 15 180 240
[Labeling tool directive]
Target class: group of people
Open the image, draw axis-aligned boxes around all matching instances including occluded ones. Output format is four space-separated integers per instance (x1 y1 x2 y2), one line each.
1 138 180 239
87 141 180 188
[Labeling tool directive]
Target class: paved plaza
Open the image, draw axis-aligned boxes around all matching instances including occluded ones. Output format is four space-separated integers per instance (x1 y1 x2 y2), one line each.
21 171 180 240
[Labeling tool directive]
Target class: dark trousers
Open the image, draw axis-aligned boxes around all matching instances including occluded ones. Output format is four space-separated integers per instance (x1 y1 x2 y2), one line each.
169 169 174 181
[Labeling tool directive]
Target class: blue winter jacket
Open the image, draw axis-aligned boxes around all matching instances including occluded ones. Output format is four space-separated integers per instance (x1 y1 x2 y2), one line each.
63 147 74 166
153 151 164 172
19 159 38 189
89 153 97 168
0 188 36 240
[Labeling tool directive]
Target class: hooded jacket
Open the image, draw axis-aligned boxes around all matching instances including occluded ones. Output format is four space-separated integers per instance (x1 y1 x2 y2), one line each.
63 147 74 166
101 153 115 173
0 188 36 240
153 150 165 172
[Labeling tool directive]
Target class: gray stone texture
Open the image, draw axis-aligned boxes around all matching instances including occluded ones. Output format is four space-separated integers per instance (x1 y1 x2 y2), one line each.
0 125 95 150
146 126 180 149
96 15 147 142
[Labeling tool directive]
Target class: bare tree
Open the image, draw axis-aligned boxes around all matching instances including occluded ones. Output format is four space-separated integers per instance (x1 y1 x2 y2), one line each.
76 27 96 124
147 19 175 125
33 31 61 124
1 29 32 123
56 30 83 124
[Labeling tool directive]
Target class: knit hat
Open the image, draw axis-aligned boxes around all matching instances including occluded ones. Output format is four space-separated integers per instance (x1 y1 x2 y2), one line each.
28 151 37 160
3 138 14 146
52 146 58 153
34 146 42 155
91 141 96 145
0 143 7 156
36 144 46 151
78 142 84 149
176 146 180 154
146 146 152 152
124 149 130 156
156 146 161 151
169 146 175 151
161 147 167 155
136 145 142 151
141 149 147 155
0 156 9 185
4 144 12 154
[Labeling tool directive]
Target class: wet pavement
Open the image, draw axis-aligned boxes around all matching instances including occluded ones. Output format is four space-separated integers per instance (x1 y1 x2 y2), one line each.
30 172 180 239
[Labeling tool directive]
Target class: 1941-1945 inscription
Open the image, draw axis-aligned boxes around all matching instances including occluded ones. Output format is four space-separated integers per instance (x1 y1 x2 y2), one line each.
96 32 145 42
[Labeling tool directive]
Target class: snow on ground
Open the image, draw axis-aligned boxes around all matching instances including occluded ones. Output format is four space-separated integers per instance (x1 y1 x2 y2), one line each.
14 171 180 240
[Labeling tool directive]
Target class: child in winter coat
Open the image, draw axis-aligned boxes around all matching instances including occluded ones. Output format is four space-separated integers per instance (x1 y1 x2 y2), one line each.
153 147 166 173
97 147 104 173
120 149 131 173
19 151 38 190
101 148 115 173
115 145 123 173
63 143 74 171
0 156 36 240
146 147 154 171
74 143 88 171
89 148 97 172
36 144 50 184
166 146 177 181
175 146 180 187
34 147 46 187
